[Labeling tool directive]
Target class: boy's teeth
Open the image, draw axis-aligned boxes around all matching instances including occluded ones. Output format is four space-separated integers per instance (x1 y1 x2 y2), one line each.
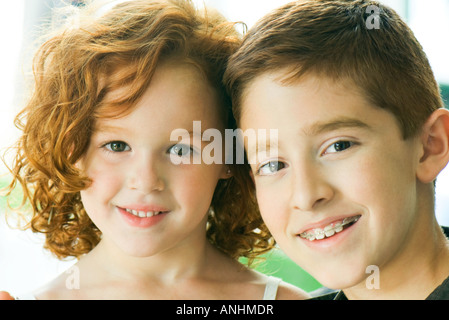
324 225 335 237
300 215 360 241
125 208 162 218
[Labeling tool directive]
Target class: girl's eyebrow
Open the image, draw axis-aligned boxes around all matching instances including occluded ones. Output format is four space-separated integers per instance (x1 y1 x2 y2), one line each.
93 123 130 135
302 117 372 137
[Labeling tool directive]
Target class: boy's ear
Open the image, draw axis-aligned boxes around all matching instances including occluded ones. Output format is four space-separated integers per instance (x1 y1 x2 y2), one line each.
417 108 449 183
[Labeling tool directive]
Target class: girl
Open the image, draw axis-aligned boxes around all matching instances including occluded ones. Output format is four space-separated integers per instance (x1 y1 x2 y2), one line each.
3 0 307 300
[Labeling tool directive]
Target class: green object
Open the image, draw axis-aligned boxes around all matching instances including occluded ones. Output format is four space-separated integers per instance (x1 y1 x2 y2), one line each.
0 175 23 212
0 176 9 212
243 248 322 293
441 83 449 109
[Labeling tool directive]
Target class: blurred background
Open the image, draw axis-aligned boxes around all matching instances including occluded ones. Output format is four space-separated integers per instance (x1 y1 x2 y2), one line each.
0 0 448 296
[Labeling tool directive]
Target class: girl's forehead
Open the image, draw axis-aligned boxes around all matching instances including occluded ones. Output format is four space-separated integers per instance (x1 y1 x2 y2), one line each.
97 58 212 102
92 61 225 129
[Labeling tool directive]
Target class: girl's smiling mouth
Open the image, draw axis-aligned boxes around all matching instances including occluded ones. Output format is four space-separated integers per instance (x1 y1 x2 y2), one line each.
298 215 361 241
116 205 170 228
122 208 166 218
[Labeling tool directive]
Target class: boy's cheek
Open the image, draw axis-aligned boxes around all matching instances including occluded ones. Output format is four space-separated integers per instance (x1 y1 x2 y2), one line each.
256 188 288 233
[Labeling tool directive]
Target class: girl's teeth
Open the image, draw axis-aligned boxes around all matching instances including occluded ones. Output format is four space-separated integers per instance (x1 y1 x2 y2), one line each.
138 211 147 218
125 208 162 218
300 216 360 241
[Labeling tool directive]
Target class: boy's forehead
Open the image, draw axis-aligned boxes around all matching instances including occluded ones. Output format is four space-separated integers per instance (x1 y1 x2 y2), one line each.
239 70 405 139
246 68 362 94
241 70 369 116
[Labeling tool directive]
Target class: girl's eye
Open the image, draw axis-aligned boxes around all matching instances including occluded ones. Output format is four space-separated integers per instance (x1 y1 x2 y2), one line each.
257 161 287 176
104 141 130 153
325 141 354 154
168 144 194 157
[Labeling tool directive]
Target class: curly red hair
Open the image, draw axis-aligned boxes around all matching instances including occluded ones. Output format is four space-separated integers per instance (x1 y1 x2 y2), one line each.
4 0 273 261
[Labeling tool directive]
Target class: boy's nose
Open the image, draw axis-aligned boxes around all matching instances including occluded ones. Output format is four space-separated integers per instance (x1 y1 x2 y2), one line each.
289 163 334 212
127 155 165 193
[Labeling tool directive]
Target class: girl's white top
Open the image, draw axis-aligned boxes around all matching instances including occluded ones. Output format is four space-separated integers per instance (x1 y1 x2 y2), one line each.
15 275 282 300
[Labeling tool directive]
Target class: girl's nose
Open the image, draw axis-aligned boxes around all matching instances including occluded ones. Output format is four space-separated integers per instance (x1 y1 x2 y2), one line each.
127 154 165 193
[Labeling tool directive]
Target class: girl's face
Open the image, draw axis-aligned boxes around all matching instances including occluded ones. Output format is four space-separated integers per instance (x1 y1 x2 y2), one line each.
79 61 228 257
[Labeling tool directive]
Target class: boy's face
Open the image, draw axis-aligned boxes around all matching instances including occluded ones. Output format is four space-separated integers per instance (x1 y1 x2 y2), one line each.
240 72 425 289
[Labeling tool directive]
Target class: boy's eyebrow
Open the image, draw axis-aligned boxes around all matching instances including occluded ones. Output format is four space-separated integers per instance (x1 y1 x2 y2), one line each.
247 117 371 160
302 117 372 136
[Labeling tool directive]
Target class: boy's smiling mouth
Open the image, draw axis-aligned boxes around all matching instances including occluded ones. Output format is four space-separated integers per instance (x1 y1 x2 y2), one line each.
298 215 361 241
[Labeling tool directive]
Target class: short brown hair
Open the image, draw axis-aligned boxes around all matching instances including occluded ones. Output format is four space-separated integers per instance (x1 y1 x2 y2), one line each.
224 0 444 138
5 0 273 260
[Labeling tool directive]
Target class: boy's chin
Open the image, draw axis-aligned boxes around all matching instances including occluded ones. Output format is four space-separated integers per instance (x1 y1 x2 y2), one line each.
305 262 370 291
318 275 366 291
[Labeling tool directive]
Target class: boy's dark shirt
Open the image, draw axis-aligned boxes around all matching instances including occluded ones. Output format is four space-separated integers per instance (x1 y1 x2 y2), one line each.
311 226 449 300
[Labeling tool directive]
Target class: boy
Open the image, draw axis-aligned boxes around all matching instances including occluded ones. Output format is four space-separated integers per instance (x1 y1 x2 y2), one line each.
224 0 449 299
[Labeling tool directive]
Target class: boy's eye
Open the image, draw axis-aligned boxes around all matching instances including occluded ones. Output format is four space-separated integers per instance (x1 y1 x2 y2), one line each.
257 161 287 176
325 141 354 154
104 141 130 152
168 144 194 157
